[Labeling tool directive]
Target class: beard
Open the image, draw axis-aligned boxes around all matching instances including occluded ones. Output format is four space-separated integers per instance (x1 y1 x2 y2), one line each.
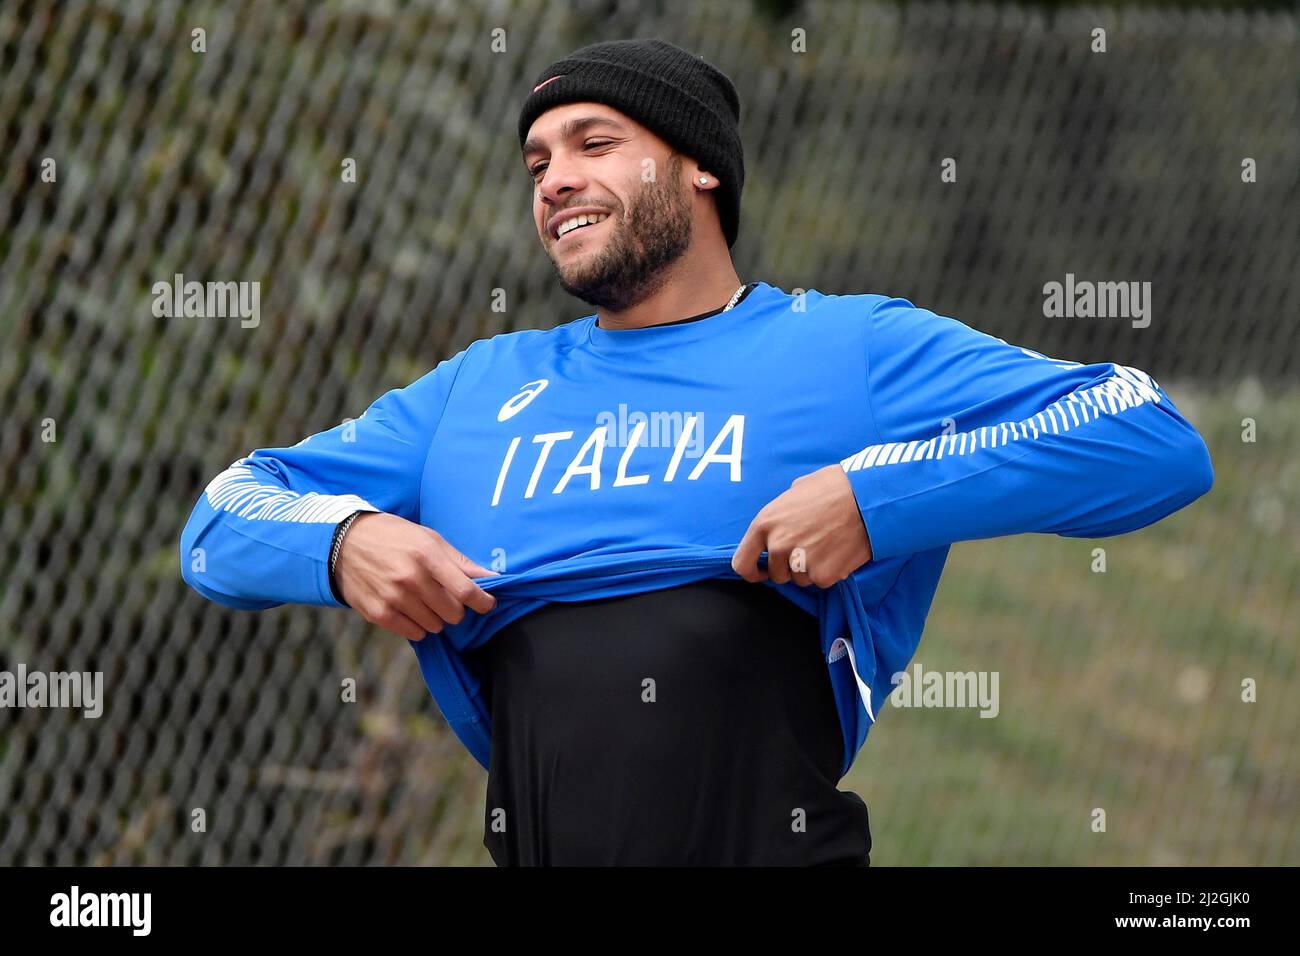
548 154 693 312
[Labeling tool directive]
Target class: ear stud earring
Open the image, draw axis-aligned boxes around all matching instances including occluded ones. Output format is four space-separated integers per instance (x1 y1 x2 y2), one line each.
698 177 708 184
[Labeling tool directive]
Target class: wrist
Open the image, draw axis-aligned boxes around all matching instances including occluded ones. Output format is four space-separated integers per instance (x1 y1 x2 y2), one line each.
328 511 363 604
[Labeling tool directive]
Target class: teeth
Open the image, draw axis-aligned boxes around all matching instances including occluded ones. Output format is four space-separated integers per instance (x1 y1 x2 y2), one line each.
557 213 608 238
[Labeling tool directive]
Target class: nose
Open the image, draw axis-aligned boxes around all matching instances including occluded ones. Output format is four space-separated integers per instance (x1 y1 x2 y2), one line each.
536 156 587 211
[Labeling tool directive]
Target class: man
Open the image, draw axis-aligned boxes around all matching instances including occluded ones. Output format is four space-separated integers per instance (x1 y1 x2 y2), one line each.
180 38 1214 866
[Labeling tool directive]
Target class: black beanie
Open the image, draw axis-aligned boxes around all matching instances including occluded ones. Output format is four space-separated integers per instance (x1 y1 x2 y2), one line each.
517 38 745 248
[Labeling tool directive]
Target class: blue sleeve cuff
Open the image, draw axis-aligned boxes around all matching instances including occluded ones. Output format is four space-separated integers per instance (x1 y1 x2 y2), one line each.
843 461 911 562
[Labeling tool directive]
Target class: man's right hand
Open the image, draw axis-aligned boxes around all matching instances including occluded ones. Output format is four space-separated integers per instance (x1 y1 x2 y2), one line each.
333 512 499 641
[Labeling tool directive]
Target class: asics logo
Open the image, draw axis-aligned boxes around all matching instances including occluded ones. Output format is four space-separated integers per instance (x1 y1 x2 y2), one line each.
498 379 550 422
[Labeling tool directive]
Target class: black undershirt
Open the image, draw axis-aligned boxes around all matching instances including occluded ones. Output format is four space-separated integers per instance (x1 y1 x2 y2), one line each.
471 580 872 866
466 281 872 866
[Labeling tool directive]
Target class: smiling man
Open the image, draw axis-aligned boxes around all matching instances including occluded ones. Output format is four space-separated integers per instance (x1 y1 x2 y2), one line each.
180 38 1214 866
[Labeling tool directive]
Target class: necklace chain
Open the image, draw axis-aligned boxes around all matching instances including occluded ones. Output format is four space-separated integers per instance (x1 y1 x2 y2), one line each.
722 282 747 312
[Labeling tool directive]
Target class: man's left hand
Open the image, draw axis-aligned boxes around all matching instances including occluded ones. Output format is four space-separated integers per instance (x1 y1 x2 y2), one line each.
731 464 874 587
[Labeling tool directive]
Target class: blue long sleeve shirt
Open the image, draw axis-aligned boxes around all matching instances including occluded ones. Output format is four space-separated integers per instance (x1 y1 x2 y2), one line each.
179 282 1214 777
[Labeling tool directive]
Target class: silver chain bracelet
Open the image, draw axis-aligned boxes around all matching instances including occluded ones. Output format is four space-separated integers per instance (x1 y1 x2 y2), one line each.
329 510 362 579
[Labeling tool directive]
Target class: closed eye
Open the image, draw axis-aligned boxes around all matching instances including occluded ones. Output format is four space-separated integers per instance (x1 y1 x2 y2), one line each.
528 140 616 179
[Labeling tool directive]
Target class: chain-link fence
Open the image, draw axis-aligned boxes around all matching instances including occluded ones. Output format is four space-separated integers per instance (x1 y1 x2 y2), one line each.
0 0 1295 865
